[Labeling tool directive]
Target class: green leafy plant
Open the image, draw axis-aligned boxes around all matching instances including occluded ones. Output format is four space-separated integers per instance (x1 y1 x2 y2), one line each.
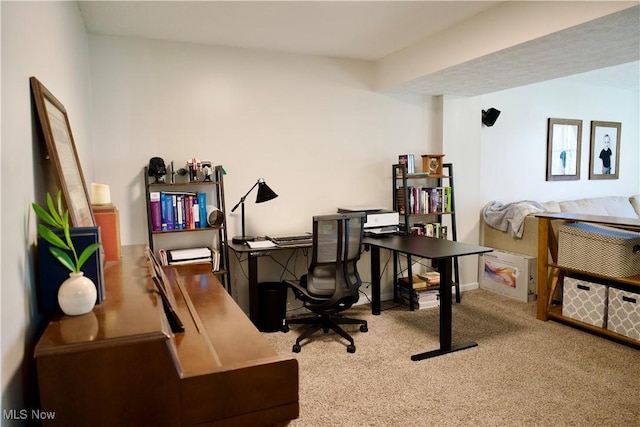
32 191 101 274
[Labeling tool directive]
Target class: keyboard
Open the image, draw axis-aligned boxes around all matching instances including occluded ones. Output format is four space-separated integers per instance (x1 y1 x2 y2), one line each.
266 233 312 245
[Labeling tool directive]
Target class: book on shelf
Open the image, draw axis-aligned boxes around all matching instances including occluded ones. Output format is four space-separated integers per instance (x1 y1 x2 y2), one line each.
399 286 439 299
398 154 415 174
403 298 440 310
150 192 162 231
157 246 219 269
160 193 174 230
417 271 440 285
212 247 221 271
168 257 212 266
184 196 193 229
193 196 201 228
398 275 430 290
175 195 184 229
397 186 451 215
444 186 452 212
396 187 406 215
399 288 440 309
167 247 211 262
409 222 448 239
440 225 448 240
150 191 207 232
198 193 207 229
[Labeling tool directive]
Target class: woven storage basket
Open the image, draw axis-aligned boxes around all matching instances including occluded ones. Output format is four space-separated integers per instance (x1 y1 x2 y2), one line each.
557 222 640 277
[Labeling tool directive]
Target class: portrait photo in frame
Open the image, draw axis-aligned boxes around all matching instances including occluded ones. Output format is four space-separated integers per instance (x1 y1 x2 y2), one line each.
546 118 582 181
589 121 621 180
30 77 95 227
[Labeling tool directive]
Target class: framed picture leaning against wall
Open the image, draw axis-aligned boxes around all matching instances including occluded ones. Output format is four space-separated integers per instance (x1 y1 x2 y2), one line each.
30 77 95 227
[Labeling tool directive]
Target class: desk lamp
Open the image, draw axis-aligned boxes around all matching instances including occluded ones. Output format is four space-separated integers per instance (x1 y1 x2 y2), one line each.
231 178 278 244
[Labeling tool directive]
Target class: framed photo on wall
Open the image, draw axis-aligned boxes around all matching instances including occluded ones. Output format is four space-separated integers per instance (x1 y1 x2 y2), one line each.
30 77 95 227
589 121 621 180
546 118 582 181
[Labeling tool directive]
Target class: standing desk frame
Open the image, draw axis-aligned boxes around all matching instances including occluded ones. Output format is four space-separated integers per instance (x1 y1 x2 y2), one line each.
364 235 492 360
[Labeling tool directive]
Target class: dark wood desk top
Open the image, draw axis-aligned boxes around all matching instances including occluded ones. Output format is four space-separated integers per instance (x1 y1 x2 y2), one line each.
364 234 492 259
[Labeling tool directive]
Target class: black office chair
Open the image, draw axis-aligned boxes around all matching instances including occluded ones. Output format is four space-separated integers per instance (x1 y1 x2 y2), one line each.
283 213 368 353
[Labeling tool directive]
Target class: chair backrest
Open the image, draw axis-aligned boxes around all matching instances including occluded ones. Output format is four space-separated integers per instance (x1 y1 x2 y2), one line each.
305 213 365 308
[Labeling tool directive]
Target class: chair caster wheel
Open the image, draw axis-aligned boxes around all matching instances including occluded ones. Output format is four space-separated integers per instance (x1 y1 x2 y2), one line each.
281 325 290 333
292 344 301 353
360 325 368 332
347 344 356 353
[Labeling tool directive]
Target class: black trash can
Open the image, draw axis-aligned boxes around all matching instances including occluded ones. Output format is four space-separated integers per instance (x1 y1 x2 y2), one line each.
257 282 287 332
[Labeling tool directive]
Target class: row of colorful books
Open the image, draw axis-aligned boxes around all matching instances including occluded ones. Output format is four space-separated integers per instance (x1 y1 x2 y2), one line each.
396 186 451 215
150 191 208 231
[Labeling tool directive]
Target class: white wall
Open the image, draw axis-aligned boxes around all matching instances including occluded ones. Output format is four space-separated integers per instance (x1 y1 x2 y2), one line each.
89 35 434 243
442 95 484 287
441 74 639 287
87 35 436 309
1 0 94 415
478 76 639 203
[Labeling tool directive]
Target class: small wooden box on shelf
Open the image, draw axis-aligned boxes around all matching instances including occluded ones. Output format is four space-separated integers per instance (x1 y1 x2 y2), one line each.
422 154 445 176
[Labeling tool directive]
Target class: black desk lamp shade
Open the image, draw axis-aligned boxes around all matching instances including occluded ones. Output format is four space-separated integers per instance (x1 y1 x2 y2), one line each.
231 178 278 244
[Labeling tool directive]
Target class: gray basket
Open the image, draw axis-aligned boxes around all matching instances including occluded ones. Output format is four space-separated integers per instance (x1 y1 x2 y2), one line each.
562 277 607 327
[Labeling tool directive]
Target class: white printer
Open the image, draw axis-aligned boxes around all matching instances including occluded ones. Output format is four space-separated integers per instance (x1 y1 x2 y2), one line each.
336 207 399 235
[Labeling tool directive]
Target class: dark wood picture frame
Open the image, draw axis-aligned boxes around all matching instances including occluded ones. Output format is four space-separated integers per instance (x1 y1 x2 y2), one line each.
589 120 621 180
30 77 95 227
546 118 582 181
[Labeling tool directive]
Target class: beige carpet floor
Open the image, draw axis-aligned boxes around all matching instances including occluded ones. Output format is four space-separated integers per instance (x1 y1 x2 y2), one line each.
262 289 640 427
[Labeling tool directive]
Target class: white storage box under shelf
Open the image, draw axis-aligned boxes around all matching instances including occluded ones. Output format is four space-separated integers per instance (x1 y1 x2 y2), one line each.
479 250 536 303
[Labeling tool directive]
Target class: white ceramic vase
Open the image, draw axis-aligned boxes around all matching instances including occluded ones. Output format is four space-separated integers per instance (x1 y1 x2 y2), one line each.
58 272 97 316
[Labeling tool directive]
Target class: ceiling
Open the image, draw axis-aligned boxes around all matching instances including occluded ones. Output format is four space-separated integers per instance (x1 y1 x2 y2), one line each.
78 1 640 96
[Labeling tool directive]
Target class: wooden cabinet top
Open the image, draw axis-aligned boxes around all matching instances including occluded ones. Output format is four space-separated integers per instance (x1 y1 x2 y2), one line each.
35 245 289 375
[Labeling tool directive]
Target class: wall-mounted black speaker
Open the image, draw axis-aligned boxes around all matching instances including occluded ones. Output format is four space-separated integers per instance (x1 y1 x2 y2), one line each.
482 108 501 127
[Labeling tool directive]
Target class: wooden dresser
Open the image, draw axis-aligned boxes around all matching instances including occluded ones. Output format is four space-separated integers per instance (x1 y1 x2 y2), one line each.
34 245 299 426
